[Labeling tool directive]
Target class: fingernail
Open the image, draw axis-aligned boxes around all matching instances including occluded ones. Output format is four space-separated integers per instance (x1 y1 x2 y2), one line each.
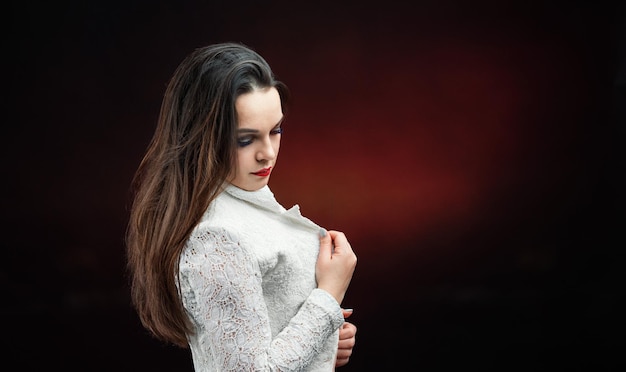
319 227 327 237
343 308 353 313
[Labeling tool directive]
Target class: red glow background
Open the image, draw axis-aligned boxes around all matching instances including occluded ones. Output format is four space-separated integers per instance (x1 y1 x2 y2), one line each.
5 1 625 370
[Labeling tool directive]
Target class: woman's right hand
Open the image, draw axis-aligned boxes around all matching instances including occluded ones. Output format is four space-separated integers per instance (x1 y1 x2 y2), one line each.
316 228 357 304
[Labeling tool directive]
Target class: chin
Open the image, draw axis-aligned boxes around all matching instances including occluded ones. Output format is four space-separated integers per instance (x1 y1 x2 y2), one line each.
238 181 268 191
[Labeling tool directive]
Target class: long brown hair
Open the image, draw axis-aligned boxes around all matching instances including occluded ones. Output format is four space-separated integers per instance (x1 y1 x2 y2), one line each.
126 42 289 347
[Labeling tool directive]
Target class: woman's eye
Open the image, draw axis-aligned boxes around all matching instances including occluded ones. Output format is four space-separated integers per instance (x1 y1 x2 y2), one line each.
237 137 253 147
271 127 283 135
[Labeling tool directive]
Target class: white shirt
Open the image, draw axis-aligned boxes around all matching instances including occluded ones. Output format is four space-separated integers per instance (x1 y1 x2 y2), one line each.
178 184 344 371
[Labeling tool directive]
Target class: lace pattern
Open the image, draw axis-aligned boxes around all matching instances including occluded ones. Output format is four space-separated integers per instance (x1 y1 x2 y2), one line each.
178 227 343 371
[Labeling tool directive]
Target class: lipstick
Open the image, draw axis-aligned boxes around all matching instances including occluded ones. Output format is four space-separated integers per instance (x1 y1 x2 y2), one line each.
253 167 272 177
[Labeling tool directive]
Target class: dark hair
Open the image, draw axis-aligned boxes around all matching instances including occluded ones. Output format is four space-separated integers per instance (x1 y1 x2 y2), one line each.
126 42 289 346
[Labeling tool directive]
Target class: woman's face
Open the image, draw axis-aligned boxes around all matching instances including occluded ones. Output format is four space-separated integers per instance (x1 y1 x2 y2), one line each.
228 87 284 191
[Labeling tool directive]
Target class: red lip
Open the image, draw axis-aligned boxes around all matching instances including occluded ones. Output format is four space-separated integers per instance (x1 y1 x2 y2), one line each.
252 167 272 177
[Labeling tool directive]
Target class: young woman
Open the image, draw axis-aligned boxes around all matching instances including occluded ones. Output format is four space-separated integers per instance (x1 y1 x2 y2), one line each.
126 42 357 371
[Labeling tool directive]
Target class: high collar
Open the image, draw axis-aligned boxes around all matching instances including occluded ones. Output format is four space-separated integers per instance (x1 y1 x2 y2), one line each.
222 183 319 230
223 184 286 214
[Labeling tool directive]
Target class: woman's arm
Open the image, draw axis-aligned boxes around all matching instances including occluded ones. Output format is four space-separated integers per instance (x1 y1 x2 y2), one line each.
178 227 344 371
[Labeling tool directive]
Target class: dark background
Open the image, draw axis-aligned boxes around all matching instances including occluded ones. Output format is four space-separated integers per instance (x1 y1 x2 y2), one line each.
6 0 625 370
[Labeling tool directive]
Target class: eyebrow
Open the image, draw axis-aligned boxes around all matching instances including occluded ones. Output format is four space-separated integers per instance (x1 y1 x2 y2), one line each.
237 117 284 134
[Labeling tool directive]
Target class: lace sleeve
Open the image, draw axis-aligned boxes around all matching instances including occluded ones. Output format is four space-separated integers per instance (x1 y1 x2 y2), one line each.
178 227 343 371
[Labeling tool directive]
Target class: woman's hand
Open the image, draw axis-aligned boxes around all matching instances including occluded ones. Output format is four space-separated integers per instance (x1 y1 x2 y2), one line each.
336 308 356 368
316 228 357 304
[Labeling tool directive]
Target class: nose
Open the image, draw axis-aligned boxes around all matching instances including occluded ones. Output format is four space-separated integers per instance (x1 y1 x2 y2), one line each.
256 137 276 162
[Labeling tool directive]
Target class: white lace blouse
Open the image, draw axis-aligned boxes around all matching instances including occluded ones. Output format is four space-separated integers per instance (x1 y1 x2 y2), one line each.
177 184 344 371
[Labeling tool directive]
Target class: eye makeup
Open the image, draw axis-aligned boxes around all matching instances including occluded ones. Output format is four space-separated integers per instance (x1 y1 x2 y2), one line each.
236 121 283 148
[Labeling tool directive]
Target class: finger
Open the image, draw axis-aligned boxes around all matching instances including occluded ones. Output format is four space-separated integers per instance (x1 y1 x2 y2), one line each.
335 357 350 368
337 346 354 357
328 230 352 254
338 323 357 342
336 345 354 356
342 308 353 319
338 337 355 349
318 227 332 258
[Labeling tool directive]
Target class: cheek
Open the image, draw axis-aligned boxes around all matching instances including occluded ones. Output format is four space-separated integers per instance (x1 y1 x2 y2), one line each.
236 147 254 168
274 138 281 154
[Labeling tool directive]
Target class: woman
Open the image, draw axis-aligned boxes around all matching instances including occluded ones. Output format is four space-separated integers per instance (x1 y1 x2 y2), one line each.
126 42 357 371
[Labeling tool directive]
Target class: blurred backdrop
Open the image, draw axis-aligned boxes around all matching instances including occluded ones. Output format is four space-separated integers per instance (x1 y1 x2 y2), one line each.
6 0 625 370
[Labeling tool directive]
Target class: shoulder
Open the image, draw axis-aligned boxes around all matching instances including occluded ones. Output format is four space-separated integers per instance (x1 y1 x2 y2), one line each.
179 224 261 280
200 190 263 228
184 223 242 258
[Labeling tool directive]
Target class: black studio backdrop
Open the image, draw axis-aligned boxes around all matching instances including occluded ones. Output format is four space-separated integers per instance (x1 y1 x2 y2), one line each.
5 1 625 371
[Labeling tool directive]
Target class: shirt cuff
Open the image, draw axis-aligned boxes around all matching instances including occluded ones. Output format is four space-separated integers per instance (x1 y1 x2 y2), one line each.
310 288 345 330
